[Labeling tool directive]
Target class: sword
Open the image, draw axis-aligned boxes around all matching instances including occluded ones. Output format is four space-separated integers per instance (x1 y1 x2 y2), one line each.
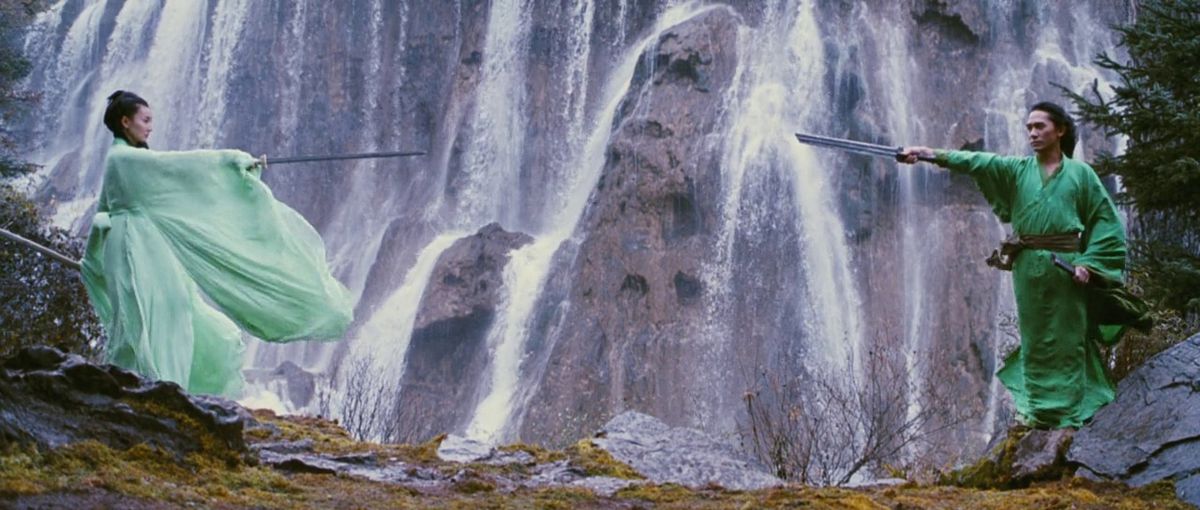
0 227 81 271
262 150 426 166
793 132 936 162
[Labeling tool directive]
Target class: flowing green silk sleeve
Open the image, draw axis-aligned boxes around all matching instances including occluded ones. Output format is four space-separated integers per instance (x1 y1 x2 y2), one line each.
1072 164 1126 283
108 145 354 341
935 150 1023 222
81 197 112 327
81 141 353 396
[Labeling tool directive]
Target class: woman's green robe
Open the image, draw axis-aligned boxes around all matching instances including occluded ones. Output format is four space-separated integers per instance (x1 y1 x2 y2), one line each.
937 150 1126 428
81 139 353 398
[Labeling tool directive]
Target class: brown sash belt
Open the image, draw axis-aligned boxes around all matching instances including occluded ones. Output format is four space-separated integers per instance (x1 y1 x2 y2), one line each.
986 232 1082 271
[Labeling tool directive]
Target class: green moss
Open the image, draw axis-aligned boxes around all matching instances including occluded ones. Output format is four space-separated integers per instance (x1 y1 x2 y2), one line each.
616 483 694 503
940 427 1079 490
528 486 599 509
451 478 495 494
125 398 244 466
499 442 567 464
564 439 643 479
939 427 1024 489
249 410 445 465
3 411 1193 509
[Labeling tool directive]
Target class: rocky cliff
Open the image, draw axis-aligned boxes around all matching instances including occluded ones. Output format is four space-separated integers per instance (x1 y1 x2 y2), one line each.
19 0 1135 467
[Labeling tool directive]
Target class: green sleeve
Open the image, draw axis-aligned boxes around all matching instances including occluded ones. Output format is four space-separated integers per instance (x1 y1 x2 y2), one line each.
81 193 112 327
103 145 354 342
935 150 1023 222
1073 166 1126 283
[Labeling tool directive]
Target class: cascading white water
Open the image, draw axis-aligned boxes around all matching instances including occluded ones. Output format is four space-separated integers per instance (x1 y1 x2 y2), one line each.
862 2 928 435
715 0 863 376
463 237 559 442
453 0 534 231
332 232 466 441
464 1 723 443
17 0 1133 466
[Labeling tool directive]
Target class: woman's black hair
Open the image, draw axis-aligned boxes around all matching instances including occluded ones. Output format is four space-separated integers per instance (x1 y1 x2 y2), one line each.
103 90 149 148
1030 101 1077 158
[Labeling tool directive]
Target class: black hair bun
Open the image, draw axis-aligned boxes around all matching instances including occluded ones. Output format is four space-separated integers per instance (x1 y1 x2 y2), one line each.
107 90 125 102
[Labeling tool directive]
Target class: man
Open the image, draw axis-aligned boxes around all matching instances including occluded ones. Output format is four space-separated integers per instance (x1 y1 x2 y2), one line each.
899 102 1126 429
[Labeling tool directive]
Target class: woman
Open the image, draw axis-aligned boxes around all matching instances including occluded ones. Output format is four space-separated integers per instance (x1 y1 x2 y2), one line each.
82 90 353 397
899 102 1128 429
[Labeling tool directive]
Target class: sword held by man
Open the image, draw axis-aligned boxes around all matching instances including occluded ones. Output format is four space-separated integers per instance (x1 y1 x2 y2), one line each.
793 132 938 163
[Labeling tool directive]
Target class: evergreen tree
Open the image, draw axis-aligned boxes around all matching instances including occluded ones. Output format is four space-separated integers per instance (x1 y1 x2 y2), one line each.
1064 0 1200 317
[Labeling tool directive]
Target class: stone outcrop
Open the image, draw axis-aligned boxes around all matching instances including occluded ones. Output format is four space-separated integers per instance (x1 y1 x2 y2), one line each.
1068 333 1200 507
0 346 249 462
517 7 742 446
392 223 533 442
592 411 783 491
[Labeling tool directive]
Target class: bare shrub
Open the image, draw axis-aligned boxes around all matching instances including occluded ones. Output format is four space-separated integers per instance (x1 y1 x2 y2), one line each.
740 349 970 486
317 354 398 441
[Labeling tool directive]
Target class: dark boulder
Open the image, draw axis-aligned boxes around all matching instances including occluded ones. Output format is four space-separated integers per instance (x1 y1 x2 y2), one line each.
1068 332 1200 507
0 346 250 463
392 223 533 442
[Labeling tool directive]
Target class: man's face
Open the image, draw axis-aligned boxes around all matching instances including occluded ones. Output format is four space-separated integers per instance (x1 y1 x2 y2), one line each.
1025 110 1063 154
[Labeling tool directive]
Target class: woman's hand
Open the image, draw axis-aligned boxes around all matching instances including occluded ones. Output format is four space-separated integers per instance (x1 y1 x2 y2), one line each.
899 146 936 165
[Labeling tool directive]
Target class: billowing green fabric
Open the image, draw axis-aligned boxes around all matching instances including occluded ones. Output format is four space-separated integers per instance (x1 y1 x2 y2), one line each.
81 139 353 397
937 149 1126 428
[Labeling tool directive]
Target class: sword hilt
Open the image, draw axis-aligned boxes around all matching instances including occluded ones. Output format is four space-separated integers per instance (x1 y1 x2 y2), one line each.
893 147 938 163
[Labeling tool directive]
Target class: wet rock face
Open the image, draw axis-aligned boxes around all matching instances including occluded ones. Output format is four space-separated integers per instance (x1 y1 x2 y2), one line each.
392 223 533 442
0 346 248 461
518 7 741 446
413 223 534 333
1068 333 1200 507
592 411 782 490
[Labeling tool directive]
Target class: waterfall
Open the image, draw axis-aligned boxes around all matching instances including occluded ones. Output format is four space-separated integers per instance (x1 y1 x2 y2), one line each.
452 0 534 231
464 1 724 443
17 0 1131 465
716 0 863 375
864 2 928 438
332 233 465 441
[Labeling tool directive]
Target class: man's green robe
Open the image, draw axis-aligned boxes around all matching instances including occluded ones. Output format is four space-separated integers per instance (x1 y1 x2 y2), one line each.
81 139 353 397
937 150 1126 428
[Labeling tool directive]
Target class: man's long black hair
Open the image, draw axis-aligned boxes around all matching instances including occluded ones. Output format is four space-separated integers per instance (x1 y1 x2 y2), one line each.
103 90 149 149
1030 101 1077 158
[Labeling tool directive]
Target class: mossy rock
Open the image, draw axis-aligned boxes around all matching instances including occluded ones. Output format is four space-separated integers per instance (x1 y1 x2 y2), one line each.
941 426 1075 489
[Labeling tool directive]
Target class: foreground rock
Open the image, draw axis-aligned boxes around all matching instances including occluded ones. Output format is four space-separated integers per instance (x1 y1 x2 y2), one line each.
945 426 1075 489
0 345 1193 508
1069 332 1200 507
0 346 248 461
592 411 782 490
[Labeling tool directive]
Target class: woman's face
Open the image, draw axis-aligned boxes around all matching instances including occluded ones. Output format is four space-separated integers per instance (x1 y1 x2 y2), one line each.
121 105 153 145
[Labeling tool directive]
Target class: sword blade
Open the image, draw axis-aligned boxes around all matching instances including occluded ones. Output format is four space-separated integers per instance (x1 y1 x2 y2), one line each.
793 132 935 162
0 227 81 271
268 150 426 165
794 132 898 155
